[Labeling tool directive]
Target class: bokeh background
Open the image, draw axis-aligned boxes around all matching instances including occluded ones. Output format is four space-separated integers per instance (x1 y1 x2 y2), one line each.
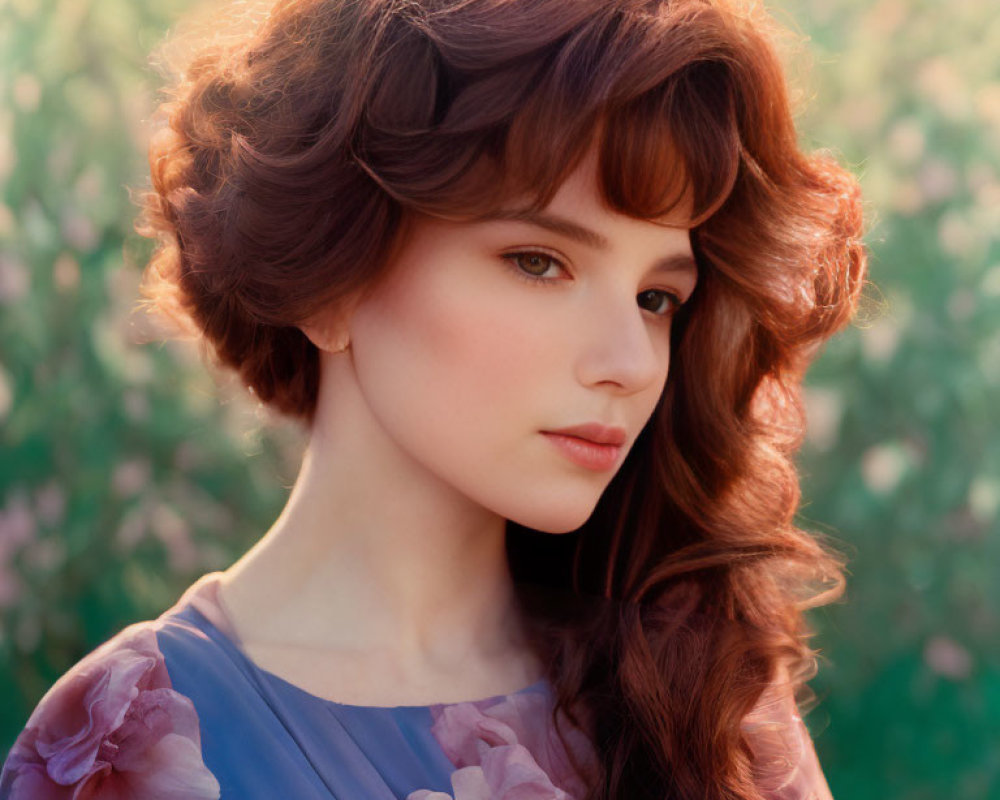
1 0 997 796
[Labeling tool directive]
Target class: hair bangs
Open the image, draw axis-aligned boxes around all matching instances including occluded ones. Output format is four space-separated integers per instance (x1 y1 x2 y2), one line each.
599 66 741 226
393 7 743 227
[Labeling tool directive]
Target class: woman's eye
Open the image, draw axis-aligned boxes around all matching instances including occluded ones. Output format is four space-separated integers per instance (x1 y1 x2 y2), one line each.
502 251 685 318
638 289 684 317
503 251 563 280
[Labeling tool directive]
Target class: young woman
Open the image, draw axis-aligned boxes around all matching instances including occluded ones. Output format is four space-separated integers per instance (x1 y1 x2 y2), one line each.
0 0 866 797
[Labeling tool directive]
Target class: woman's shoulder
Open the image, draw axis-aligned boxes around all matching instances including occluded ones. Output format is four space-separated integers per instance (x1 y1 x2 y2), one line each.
740 666 836 800
0 577 232 800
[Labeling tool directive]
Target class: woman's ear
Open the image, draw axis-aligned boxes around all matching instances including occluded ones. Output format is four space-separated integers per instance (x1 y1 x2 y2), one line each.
298 293 361 354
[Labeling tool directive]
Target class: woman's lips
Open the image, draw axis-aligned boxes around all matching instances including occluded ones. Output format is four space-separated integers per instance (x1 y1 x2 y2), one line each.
541 432 622 471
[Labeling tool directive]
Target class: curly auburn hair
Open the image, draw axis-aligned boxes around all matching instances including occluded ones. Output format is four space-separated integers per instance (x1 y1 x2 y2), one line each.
136 0 867 797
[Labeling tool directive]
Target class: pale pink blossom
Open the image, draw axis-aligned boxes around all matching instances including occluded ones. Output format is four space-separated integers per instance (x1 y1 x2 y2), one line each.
0 625 219 800
407 690 596 800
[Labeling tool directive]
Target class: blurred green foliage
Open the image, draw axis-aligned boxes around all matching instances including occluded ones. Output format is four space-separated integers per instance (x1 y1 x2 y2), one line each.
785 0 1000 796
1 0 997 797
0 0 303 742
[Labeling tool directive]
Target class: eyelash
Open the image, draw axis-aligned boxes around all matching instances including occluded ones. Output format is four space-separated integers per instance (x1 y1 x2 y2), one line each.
500 250 686 318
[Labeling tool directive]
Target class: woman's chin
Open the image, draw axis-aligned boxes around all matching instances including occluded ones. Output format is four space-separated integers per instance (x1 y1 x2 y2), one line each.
507 502 599 536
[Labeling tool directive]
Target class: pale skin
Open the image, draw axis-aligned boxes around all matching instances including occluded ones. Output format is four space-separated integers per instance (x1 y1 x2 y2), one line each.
216 147 698 706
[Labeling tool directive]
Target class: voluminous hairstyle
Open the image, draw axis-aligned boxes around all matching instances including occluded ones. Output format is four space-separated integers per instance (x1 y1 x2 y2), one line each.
137 0 867 797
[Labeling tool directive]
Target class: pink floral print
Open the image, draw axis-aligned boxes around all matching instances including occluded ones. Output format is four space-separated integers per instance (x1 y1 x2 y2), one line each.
407 690 597 800
0 624 220 800
409 677 832 800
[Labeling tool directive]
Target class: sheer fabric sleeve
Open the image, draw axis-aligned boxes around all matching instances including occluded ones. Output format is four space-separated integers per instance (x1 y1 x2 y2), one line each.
741 673 835 800
0 622 220 800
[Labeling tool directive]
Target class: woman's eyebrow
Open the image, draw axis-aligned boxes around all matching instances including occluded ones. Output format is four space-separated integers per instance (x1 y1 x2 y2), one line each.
479 209 698 276
481 209 610 249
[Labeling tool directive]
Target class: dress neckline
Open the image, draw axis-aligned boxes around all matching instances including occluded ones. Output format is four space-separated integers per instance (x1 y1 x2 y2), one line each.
165 570 552 711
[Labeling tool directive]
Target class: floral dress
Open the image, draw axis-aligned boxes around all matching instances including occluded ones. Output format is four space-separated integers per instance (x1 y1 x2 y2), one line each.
0 572 833 799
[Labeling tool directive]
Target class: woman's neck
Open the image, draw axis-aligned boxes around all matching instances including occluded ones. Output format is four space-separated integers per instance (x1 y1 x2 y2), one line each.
216 356 542 691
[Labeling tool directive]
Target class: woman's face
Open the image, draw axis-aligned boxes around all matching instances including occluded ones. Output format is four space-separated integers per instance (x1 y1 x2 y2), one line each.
343 154 697 533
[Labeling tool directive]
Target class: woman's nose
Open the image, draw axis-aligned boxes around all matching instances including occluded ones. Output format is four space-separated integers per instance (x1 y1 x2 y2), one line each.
573 291 667 394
